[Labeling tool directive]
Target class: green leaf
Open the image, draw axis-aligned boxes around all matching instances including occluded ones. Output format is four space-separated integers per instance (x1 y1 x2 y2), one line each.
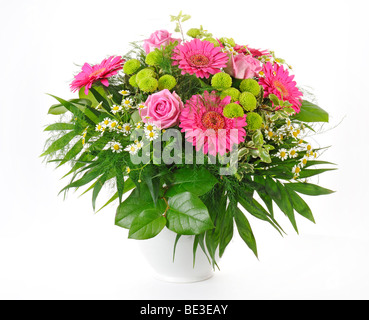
115 184 159 229
299 168 337 179
79 86 107 108
166 192 214 235
57 139 84 167
219 203 234 258
60 167 103 193
293 100 329 123
92 174 108 211
165 168 218 197
285 182 335 196
286 189 315 223
115 164 125 203
128 209 166 240
41 131 77 157
265 177 298 233
233 206 258 258
44 123 75 131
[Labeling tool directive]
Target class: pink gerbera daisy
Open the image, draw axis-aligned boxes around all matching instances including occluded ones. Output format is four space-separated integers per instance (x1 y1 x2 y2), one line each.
259 62 303 113
70 56 125 95
179 91 247 156
172 39 229 78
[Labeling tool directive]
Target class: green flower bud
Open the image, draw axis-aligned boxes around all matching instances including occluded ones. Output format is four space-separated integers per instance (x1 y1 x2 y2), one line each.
203 37 220 47
136 68 156 85
239 78 261 96
220 88 241 103
239 92 257 111
145 50 162 66
138 77 158 93
211 72 232 90
187 28 201 38
129 74 138 88
158 75 177 91
246 112 263 131
223 103 244 119
123 59 141 75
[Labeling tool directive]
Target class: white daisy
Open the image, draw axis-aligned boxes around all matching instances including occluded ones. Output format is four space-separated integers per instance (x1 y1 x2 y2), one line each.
134 140 144 150
119 89 130 96
124 143 138 155
300 156 309 168
265 129 275 140
111 105 123 114
145 130 159 141
121 123 132 135
102 117 111 127
95 122 106 133
137 103 147 110
122 98 133 109
276 148 288 161
292 165 301 178
289 147 299 159
110 141 123 153
135 122 144 130
109 120 119 131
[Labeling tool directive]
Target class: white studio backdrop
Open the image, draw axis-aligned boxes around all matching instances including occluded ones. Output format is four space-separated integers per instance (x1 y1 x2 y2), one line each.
0 0 368 299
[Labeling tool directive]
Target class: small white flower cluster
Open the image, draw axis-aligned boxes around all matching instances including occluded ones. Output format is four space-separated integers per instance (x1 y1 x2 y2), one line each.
95 117 132 136
144 122 160 141
124 140 144 155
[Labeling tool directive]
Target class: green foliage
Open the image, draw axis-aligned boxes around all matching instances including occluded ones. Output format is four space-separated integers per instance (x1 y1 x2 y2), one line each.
293 100 329 122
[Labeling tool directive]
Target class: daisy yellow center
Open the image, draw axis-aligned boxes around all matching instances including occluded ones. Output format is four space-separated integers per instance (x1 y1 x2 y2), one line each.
113 106 120 111
268 131 274 138
89 68 106 78
97 125 102 130
113 144 120 150
146 125 154 131
104 120 109 125
294 167 301 174
189 54 210 67
273 80 289 98
201 111 226 130
149 132 155 138
290 150 296 156
307 145 312 151
125 126 131 131
280 151 286 158
302 158 308 165
130 146 136 152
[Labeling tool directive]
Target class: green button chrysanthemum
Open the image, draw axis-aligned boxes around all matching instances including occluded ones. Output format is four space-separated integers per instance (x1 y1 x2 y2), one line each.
123 59 141 75
158 75 177 91
239 78 261 96
220 88 241 103
138 77 158 93
187 28 201 38
145 51 162 66
129 74 138 88
223 103 244 119
211 72 232 91
203 37 220 47
136 68 157 85
239 92 257 111
246 112 263 131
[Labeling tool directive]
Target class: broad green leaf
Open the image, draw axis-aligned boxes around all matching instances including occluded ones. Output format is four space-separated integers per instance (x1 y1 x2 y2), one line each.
253 176 274 216
293 100 329 123
60 167 103 193
44 123 75 131
41 131 77 156
128 209 166 240
286 189 315 223
57 138 83 167
115 164 125 203
165 168 218 197
219 202 234 258
115 184 158 229
166 192 214 235
233 206 258 258
173 234 182 262
89 87 111 112
285 182 335 196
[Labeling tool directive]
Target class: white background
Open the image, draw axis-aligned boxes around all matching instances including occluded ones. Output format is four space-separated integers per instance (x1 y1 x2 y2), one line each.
0 0 368 300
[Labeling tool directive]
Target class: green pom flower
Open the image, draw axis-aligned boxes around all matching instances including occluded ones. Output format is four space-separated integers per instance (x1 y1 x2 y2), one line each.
123 59 141 75
239 92 257 111
187 28 201 38
129 74 138 88
136 68 156 85
211 72 232 90
158 75 177 91
239 79 261 96
220 88 241 102
138 77 158 93
246 112 263 131
203 37 220 47
219 37 236 47
145 51 162 66
223 103 244 119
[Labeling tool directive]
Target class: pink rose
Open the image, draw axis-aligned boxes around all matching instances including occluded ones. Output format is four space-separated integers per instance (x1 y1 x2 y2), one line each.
140 89 184 129
143 30 181 54
224 54 262 79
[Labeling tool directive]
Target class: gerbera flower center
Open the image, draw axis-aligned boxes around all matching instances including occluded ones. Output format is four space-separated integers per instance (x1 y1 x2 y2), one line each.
89 68 106 78
273 80 289 98
201 111 226 130
189 54 210 67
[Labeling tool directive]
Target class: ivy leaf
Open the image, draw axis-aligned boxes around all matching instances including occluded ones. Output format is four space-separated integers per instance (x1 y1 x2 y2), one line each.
166 192 214 235
128 209 166 240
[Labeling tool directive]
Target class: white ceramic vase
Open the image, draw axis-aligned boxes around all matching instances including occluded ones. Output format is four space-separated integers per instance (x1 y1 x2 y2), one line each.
138 228 215 283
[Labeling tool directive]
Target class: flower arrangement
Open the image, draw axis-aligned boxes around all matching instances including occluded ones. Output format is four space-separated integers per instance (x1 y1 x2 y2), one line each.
42 12 335 267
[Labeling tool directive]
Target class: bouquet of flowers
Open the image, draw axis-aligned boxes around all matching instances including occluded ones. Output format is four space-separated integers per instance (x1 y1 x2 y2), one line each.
42 12 335 267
